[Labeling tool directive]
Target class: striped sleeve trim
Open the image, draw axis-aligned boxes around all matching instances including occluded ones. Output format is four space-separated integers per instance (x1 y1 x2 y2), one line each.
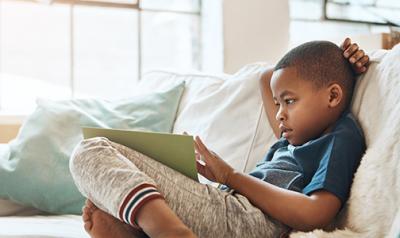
118 183 164 228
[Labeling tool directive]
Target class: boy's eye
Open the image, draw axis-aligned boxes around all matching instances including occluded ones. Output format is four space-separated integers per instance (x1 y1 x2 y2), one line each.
274 102 280 106
285 99 295 105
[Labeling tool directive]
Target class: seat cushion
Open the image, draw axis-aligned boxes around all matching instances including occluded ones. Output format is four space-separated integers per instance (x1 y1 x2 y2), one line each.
0 215 88 237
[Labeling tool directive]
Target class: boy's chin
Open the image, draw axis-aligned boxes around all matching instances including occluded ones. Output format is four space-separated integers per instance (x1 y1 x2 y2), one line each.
286 137 305 146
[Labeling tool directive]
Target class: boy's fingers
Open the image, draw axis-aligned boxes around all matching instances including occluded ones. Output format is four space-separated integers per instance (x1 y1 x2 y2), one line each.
357 55 369 67
344 43 359 58
193 137 203 154
196 160 205 174
193 139 200 151
350 50 365 64
341 37 351 50
193 138 205 155
195 136 214 160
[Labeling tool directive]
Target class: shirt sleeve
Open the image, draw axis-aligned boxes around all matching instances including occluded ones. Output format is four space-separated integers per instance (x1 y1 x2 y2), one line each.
302 128 365 205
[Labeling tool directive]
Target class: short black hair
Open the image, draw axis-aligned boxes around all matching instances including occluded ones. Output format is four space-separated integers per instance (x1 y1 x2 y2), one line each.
274 40 355 108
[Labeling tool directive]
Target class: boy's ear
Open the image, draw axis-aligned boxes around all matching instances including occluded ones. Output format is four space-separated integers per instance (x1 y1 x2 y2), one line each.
327 83 343 108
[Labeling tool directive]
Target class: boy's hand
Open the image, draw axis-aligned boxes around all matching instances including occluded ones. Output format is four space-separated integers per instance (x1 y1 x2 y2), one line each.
341 37 370 74
193 136 234 185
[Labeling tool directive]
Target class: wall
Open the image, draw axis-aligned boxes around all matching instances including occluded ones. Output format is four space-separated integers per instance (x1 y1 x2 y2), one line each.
222 0 289 73
0 115 24 143
0 124 20 143
201 0 290 74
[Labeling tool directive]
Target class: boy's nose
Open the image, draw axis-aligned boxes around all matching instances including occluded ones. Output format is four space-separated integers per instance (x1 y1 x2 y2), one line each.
275 108 286 121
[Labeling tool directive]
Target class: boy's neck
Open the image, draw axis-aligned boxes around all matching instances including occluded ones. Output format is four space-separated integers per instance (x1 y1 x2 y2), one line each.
321 109 348 137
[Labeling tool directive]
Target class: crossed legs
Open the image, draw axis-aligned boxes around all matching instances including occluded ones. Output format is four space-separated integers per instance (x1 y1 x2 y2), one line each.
70 137 283 238
82 199 195 238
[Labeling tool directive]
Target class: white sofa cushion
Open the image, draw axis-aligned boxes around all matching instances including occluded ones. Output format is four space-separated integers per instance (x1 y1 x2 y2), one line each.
138 63 276 174
0 215 88 237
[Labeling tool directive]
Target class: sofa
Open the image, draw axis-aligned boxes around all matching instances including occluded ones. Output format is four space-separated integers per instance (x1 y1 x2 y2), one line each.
0 45 399 238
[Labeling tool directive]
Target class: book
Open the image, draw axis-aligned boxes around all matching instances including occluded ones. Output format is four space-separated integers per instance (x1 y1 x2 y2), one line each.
82 127 198 181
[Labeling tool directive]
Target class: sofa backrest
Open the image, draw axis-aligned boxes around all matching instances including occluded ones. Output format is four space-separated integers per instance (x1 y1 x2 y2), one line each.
344 45 400 237
138 64 277 179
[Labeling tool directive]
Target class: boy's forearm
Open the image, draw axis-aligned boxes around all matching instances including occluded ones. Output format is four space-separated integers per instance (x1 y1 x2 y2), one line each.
226 171 328 231
259 67 280 138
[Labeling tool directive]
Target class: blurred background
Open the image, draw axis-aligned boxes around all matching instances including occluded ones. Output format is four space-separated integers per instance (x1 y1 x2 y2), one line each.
0 0 399 115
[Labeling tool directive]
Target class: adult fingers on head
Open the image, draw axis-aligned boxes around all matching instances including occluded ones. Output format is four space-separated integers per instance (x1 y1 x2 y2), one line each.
341 37 351 51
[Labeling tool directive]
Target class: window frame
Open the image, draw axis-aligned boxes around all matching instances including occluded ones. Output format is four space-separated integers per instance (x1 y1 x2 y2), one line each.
0 0 202 111
323 0 400 26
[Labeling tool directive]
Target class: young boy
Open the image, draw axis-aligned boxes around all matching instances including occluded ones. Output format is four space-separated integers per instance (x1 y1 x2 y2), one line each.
70 38 369 238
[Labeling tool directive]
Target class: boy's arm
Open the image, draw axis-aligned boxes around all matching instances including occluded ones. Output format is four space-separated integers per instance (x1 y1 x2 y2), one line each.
226 171 341 231
261 38 370 139
194 137 340 231
260 67 280 138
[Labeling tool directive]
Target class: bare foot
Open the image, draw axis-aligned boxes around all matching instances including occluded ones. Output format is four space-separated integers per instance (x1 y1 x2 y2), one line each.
82 199 148 238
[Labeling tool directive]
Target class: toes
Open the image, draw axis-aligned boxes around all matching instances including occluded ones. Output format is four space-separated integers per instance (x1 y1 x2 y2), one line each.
82 212 90 222
82 206 91 215
84 220 93 232
85 199 92 208
86 199 98 212
86 199 94 206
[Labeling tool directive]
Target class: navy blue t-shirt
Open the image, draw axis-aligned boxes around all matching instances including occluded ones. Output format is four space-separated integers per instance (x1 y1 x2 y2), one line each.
248 112 365 204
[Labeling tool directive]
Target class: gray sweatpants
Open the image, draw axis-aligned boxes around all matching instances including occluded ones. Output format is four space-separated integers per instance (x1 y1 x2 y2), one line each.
69 137 288 238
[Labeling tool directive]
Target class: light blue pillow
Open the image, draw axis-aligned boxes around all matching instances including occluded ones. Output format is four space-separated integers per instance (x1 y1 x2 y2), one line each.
0 82 185 214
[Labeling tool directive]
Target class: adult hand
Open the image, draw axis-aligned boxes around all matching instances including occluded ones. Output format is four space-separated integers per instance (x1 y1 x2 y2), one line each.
341 37 370 74
193 136 234 185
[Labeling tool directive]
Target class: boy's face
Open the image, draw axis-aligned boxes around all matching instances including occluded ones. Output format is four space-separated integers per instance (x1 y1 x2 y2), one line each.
270 67 334 146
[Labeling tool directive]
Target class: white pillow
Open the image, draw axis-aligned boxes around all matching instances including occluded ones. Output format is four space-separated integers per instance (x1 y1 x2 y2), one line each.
139 63 276 174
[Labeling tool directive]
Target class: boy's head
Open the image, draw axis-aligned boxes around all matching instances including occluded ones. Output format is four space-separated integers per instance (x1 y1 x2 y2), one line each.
271 40 355 146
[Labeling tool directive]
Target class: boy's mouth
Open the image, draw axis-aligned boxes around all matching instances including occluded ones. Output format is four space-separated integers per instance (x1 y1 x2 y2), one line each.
279 125 292 138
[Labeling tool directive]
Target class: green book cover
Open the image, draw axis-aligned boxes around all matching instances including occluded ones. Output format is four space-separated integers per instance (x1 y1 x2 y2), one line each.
82 127 198 181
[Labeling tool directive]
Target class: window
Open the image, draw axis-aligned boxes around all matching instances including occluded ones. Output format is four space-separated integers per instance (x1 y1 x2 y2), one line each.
288 0 399 47
324 0 400 26
0 0 201 113
290 0 400 25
